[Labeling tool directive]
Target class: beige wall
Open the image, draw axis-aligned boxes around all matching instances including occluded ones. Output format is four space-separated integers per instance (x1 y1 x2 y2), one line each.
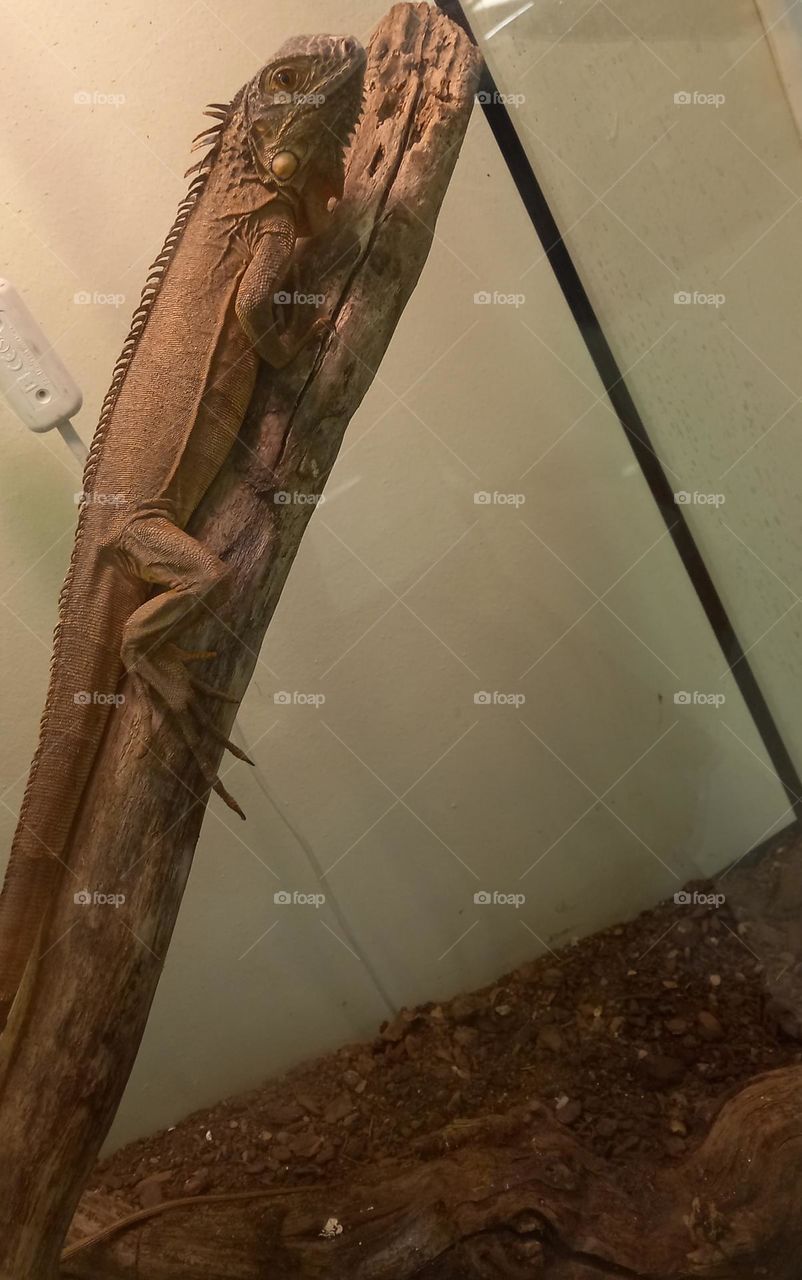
0 0 794 1148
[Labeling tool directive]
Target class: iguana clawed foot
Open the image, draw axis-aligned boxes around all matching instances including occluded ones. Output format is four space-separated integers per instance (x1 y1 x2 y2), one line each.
188 674 239 703
165 648 241 704
128 645 251 820
117 507 252 817
249 309 333 370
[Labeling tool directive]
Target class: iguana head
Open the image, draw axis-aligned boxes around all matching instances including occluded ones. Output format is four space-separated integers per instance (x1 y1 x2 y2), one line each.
243 34 366 233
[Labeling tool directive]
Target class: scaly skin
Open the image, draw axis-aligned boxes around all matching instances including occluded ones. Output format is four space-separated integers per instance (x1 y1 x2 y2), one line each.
0 34 366 1033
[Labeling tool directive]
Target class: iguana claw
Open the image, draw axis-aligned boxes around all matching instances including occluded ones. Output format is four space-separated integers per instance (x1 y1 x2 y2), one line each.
192 703 254 765
127 647 249 816
169 701 248 820
188 675 239 704
211 776 246 820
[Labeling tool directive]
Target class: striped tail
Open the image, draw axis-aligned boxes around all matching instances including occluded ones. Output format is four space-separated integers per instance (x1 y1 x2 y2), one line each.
0 559 129 1032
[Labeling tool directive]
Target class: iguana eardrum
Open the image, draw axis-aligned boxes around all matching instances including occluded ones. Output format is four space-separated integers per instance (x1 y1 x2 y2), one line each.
0 34 366 1033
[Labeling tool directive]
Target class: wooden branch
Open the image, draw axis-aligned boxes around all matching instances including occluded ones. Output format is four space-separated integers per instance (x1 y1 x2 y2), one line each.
0 9 480 1277
58 1066 802 1278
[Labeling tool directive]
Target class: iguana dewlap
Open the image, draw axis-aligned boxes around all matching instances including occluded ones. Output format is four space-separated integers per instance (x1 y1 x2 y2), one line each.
0 35 366 1032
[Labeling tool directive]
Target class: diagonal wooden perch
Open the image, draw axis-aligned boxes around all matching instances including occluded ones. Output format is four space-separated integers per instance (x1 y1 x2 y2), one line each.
0 7 481 1276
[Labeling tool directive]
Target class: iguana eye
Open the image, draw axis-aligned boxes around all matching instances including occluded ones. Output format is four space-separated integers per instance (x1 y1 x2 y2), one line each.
270 151 299 178
271 67 298 92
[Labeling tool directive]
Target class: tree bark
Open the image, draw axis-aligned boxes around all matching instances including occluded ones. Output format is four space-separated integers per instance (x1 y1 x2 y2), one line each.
0 7 481 1276
58 1065 802 1278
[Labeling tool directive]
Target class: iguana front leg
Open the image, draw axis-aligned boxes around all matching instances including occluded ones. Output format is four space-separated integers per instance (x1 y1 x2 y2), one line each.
116 501 252 817
236 204 329 368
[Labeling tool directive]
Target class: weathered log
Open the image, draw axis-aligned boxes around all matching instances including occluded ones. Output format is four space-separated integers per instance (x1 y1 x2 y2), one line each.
58 1065 802 1278
0 8 480 1276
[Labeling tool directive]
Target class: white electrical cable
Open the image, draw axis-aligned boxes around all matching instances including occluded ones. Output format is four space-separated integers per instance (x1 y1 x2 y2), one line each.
56 419 89 465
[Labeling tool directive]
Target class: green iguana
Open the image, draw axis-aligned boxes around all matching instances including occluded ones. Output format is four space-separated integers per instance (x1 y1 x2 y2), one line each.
0 34 366 1033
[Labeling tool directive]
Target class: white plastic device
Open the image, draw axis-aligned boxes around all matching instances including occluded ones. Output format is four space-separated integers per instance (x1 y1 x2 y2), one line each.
0 277 87 462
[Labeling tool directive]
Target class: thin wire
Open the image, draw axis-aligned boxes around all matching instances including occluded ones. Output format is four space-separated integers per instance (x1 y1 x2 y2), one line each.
230 720 398 1019
55 419 88 466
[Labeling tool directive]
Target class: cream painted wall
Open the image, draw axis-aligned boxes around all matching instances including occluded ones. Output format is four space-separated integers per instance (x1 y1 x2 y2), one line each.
0 0 792 1148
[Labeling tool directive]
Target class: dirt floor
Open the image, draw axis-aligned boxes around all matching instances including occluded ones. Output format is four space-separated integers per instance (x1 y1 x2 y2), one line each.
88 826 802 1212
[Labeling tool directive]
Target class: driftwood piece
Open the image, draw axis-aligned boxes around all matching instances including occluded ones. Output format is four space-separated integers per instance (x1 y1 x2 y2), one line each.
0 8 480 1277
58 1066 802 1278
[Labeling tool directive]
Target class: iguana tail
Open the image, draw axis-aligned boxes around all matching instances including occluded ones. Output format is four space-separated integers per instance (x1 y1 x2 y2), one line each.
0 554 133 1032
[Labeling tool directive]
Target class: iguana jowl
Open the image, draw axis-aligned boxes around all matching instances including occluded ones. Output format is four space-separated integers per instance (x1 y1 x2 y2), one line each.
0 34 366 1032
